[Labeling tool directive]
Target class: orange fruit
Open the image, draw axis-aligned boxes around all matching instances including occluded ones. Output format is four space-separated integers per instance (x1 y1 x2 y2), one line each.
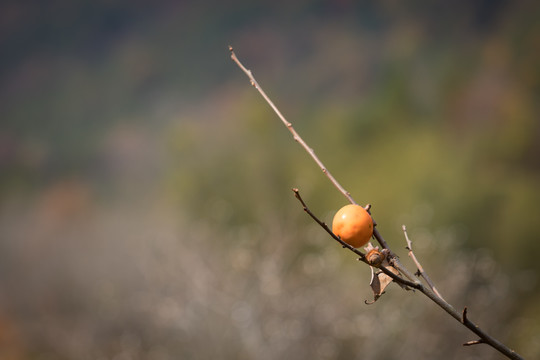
332 204 373 248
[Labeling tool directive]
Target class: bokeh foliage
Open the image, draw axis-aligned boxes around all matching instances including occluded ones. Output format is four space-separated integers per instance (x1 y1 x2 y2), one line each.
1 1 539 359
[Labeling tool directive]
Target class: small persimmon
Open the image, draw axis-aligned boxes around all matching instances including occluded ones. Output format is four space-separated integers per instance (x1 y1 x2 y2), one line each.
332 204 374 248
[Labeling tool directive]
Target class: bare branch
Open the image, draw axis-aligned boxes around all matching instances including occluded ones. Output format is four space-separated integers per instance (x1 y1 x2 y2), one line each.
412 285 522 359
386 252 420 284
292 188 422 291
231 47 524 360
230 46 356 205
402 225 445 300
229 46 399 252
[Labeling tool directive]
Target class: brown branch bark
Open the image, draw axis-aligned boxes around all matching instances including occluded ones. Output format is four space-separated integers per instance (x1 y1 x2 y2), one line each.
293 188 420 289
230 46 523 360
293 189 523 360
229 46 356 206
402 225 445 300
229 46 394 250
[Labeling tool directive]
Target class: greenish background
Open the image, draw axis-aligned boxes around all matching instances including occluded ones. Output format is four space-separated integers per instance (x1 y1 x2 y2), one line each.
1 1 539 359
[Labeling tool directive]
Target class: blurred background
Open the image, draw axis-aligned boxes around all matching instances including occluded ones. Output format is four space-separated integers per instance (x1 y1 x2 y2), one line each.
1 0 539 359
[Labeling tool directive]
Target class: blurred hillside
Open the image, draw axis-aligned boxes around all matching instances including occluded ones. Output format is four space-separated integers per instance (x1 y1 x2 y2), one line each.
0 1 539 359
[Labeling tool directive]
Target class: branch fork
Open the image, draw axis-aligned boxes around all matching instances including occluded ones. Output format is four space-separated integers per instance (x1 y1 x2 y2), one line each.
230 46 523 360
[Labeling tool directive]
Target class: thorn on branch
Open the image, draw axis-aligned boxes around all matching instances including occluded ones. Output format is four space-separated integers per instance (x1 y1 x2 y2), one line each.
463 339 485 346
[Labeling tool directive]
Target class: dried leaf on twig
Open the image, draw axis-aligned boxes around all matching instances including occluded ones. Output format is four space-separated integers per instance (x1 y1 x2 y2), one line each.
366 265 400 304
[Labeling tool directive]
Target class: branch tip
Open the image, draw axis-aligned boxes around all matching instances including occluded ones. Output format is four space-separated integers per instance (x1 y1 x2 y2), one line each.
463 339 485 347
402 225 446 300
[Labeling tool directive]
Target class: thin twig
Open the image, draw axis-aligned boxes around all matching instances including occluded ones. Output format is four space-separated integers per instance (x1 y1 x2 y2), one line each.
230 46 356 205
229 46 394 251
230 47 523 360
293 188 459 312
462 306 469 323
402 225 445 300
464 339 485 346
292 188 420 290
293 189 523 359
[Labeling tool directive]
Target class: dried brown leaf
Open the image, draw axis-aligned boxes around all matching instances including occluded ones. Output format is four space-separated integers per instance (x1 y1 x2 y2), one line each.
366 264 400 304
